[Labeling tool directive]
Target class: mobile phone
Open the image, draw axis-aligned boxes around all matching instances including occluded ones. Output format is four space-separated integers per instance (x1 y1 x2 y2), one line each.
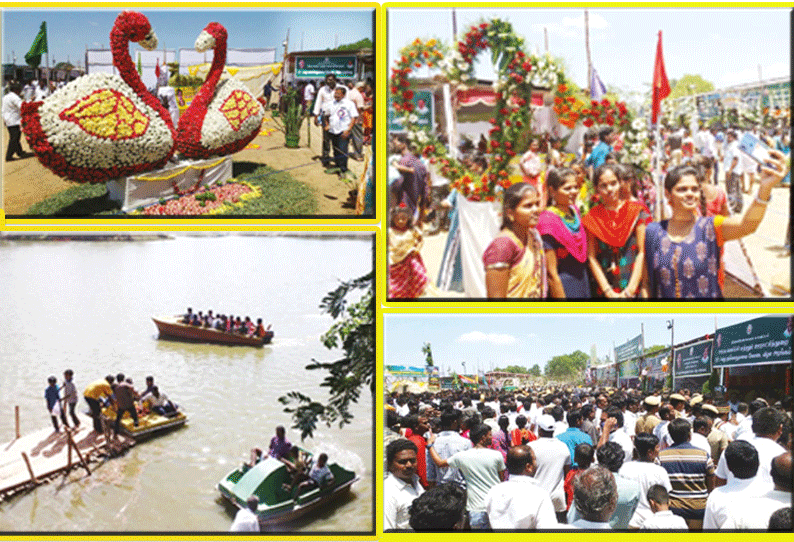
738 133 772 165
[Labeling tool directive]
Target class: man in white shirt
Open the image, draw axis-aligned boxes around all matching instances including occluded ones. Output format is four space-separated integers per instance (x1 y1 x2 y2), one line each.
528 414 571 522
599 407 634 464
714 407 785 491
3 82 31 162
704 440 767 529
691 417 713 459
345 81 365 160
485 445 559 529
427 423 506 530
384 439 424 530
324 86 358 179
302 80 316 112
619 432 673 528
22 80 36 102
722 451 791 529
229 496 260 531
34 78 50 101
312 73 338 168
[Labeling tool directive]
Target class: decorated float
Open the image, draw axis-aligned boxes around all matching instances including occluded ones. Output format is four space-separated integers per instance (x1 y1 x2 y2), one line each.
21 12 266 214
390 20 653 297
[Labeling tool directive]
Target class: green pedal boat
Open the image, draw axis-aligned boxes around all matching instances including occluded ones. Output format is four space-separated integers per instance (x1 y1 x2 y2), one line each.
217 452 358 526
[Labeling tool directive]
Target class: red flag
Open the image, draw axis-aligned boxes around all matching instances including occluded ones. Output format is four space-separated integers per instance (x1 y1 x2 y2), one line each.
155 58 161 79
651 31 671 124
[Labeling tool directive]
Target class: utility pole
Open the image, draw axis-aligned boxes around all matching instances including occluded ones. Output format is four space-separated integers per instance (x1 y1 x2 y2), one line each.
544 27 549 53
585 9 592 95
452 8 457 38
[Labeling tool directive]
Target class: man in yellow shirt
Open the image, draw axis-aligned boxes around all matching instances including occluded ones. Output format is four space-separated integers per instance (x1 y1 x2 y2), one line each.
84 375 115 433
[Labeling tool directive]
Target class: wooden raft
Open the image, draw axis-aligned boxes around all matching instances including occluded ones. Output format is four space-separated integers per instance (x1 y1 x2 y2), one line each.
0 421 134 501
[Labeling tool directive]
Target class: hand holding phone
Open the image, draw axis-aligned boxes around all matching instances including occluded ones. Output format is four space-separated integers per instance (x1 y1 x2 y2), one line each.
738 133 772 166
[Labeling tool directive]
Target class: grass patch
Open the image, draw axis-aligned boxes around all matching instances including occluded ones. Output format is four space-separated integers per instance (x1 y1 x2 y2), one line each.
24 164 318 216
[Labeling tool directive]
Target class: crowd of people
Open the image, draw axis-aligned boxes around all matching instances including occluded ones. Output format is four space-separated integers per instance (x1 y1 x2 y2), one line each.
46 371 177 438
180 307 270 338
388 119 791 300
384 386 792 531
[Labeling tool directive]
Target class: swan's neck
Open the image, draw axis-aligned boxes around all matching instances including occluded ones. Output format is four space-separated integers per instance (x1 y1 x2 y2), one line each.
194 38 227 110
110 24 149 98
109 18 175 132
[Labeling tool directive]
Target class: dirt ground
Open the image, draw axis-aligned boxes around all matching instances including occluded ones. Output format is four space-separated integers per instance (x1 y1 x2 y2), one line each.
1 109 364 216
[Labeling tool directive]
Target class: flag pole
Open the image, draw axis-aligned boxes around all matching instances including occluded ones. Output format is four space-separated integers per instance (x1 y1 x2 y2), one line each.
585 9 592 96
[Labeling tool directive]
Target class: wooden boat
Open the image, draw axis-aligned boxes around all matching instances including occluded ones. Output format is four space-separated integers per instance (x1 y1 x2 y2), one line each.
217 453 358 526
152 315 274 346
101 405 187 441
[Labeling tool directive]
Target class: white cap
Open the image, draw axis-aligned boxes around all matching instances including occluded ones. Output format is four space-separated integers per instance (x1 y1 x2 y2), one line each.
538 414 556 432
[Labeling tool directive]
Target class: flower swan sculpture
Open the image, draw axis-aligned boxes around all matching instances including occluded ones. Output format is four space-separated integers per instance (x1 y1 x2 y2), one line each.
176 22 264 159
21 11 176 183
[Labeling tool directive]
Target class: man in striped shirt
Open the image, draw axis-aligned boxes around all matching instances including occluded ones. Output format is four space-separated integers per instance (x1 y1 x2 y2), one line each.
657 418 715 530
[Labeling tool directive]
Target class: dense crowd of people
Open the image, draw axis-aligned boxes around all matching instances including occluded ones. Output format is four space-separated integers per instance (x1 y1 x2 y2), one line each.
388 119 791 300
384 386 792 531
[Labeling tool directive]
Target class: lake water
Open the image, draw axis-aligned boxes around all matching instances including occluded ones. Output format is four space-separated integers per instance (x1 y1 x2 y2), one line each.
0 233 374 533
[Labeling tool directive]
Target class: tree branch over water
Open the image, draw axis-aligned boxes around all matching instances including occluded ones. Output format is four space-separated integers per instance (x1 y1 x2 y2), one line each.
279 272 374 440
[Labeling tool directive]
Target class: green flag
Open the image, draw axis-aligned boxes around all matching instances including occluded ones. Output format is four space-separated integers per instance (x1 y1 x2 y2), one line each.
25 22 48 68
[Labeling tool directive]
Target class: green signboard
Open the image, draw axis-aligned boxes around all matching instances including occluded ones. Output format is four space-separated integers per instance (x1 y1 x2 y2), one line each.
614 335 643 364
388 89 434 133
673 339 713 377
295 55 356 79
713 316 793 368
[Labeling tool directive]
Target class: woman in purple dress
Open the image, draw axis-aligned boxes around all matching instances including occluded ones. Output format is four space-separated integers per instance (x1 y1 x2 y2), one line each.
645 153 788 299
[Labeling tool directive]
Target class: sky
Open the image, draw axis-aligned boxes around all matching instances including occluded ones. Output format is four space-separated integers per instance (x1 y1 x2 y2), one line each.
384 313 769 376
2 9 373 68
389 8 790 96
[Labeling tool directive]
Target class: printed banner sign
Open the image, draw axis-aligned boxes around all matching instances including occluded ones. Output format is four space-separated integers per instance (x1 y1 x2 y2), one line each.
614 335 643 364
645 350 670 376
388 89 434 133
713 316 793 368
673 339 713 377
295 55 356 78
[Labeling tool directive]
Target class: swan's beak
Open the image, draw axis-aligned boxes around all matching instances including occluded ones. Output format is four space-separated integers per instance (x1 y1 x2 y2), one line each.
195 30 215 53
140 30 158 51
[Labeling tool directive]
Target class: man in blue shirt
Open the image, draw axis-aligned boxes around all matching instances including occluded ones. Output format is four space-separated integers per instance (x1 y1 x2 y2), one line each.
426 409 472 488
587 126 616 172
557 409 594 468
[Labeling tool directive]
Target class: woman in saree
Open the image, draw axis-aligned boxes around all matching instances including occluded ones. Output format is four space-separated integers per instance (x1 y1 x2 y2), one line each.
538 167 590 299
582 163 651 298
483 182 547 298
645 152 788 299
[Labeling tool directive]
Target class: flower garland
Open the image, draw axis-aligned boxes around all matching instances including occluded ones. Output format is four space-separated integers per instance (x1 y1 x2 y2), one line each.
389 37 445 128
391 19 569 201
132 180 260 215
20 11 175 183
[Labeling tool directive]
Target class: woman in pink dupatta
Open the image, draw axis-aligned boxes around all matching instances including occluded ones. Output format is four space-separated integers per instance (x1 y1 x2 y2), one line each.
538 168 591 298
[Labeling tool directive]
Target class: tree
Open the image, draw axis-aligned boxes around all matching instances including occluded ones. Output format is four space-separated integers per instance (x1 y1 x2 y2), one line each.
495 365 530 374
544 350 589 380
422 342 434 366
529 364 541 377
279 272 373 440
334 38 373 51
669 74 714 100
